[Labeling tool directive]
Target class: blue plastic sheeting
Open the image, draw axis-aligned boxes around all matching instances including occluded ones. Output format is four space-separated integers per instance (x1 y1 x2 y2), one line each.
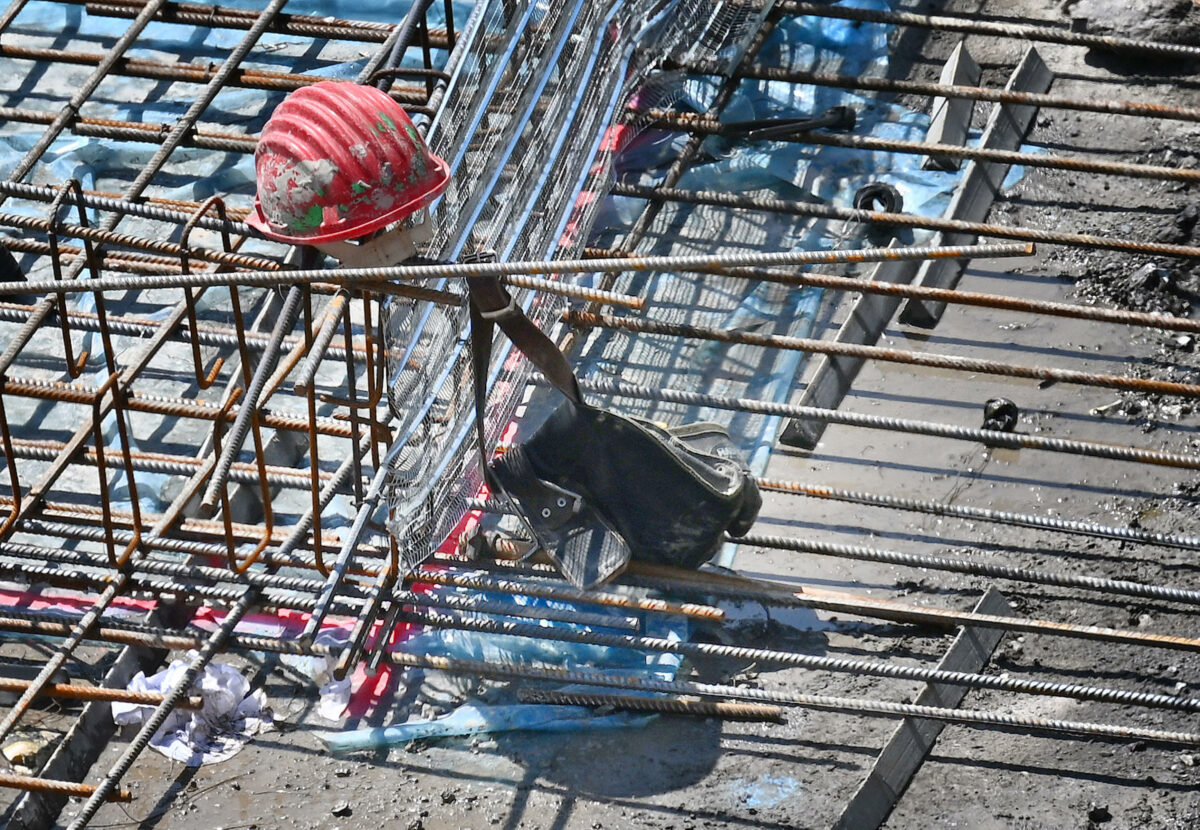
399 587 687 681
319 703 653 752
598 1 957 241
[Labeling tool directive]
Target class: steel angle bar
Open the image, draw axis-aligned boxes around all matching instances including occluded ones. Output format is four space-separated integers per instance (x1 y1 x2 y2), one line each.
569 376 1200 470
833 588 1013 830
921 41 981 172
902 46 1053 327
759 478 1200 553
779 241 922 449
564 310 1200 399
774 1 1200 60
382 651 1200 747
0 241 1036 296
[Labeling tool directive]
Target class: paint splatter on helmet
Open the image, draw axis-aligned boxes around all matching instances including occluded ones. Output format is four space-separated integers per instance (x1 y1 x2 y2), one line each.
248 81 449 244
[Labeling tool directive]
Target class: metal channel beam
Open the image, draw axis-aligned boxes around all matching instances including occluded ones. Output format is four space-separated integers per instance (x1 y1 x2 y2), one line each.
831 587 1014 830
900 46 1053 327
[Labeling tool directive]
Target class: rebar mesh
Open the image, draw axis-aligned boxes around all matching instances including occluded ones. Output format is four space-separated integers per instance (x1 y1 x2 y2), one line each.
382 0 773 573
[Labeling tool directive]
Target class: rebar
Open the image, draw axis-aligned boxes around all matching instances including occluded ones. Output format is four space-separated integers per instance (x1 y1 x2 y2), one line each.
0 104 258 153
565 310 1200 399
414 567 726 621
775 1 1200 60
570 376 1200 471
516 688 787 722
80 0 451 47
1 0 170 187
383 651 1200 747
200 284 302 513
0 773 131 803
0 43 427 103
611 183 1200 260
68 590 257 827
0 678 202 708
711 65 1200 125
739 532 1200 607
585 243 1200 334
644 109 1200 184
0 241 1037 297
759 479 1200 553
400 600 1200 707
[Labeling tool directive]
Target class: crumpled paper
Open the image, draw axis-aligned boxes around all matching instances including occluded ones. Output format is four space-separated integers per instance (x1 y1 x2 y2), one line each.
277 627 353 722
111 653 273 766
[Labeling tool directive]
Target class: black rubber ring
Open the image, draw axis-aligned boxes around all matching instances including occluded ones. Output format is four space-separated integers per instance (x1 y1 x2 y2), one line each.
853 182 903 214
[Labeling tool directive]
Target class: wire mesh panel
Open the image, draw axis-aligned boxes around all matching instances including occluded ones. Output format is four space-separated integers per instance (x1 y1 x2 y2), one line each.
382 0 783 574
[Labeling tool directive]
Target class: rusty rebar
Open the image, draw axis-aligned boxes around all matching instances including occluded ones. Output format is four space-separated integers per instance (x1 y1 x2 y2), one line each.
568 377 1200 472
387 651 1200 747
516 688 786 722
644 109 1200 184
80 0 451 47
565 310 1200 399
0 43 428 103
758 478 1200 553
0 679 202 709
775 1 1200 60
1 0 170 187
583 245 1200 335
413 567 726 621
611 183 1200 260
0 773 131 802
0 241 1037 296
708 65 1200 124
0 104 256 153
0 374 358 438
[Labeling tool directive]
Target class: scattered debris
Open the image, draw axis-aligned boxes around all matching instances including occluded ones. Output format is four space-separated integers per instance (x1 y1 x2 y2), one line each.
1 729 59 774
982 397 1020 432
112 654 273 766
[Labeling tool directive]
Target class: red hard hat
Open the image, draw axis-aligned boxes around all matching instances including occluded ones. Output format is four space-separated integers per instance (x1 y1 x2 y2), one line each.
248 81 449 245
